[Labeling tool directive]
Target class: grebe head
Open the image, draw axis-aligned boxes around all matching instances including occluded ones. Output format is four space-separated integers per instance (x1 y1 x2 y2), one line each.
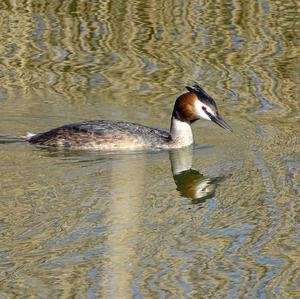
172 84 232 131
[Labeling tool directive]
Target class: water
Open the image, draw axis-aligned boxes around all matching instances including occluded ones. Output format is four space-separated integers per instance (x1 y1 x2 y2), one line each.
0 0 299 298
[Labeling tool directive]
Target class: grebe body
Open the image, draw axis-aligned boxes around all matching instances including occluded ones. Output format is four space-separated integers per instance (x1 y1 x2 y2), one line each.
28 120 172 150
27 85 232 150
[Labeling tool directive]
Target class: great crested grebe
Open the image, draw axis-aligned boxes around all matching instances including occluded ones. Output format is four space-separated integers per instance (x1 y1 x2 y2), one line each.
27 85 232 150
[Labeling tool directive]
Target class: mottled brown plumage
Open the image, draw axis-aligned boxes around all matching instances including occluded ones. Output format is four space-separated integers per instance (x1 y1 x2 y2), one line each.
28 120 172 150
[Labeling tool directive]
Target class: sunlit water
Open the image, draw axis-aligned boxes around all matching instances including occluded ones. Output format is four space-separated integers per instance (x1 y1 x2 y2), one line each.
0 0 299 298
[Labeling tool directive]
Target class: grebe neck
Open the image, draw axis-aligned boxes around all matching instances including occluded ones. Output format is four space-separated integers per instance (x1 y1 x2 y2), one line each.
170 117 194 148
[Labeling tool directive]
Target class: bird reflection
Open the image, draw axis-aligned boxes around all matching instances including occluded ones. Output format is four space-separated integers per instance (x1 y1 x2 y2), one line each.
170 147 221 205
29 143 221 206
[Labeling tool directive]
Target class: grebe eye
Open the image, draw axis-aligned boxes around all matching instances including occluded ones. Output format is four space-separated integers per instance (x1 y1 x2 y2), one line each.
202 106 207 111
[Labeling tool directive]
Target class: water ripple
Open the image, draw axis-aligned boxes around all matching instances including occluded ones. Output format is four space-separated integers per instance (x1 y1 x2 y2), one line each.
0 0 299 297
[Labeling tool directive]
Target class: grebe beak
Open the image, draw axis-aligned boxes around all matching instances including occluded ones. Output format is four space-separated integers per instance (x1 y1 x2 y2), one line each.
208 113 232 132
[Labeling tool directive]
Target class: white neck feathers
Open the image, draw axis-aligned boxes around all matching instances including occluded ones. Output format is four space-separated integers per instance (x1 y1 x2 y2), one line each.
170 117 194 148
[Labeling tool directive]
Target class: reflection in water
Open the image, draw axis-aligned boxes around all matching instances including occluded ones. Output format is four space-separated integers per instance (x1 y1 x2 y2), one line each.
170 147 221 204
102 154 144 298
174 169 219 205
18 145 222 297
